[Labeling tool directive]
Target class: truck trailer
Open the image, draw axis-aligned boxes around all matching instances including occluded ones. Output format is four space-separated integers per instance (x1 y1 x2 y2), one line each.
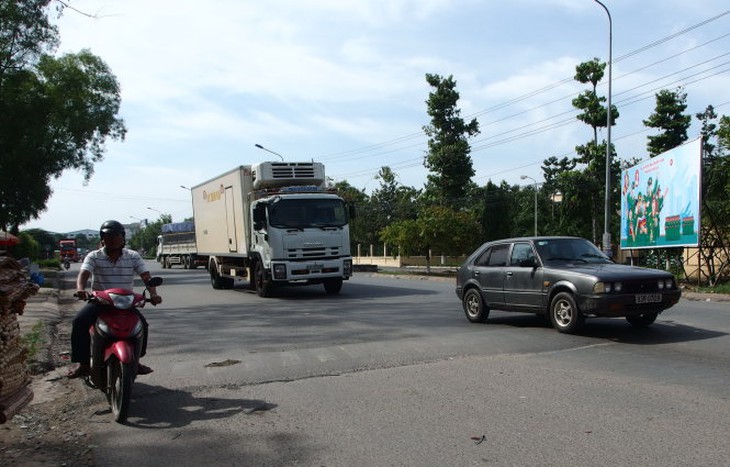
156 221 205 269
191 161 354 296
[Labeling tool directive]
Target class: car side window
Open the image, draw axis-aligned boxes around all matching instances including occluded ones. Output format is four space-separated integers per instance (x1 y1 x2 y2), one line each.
510 243 536 266
487 244 509 267
474 247 492 266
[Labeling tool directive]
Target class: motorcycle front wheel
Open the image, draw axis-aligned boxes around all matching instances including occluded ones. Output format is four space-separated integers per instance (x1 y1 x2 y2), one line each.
107 355 134 423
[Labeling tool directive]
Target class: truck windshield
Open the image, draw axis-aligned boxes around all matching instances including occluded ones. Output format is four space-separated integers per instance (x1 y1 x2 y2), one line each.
268 198 348 229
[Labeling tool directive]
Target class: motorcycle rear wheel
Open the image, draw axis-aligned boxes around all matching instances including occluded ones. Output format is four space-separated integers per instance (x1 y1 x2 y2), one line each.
107 356 135 423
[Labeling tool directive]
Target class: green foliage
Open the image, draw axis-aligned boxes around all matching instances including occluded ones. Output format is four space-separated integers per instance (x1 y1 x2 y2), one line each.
422 73 479 207
7 231 40 259
379 205 482 258
0 2 126 230
129 214 170 257
37 258 60 269
20 321 45 361
643 88 691 157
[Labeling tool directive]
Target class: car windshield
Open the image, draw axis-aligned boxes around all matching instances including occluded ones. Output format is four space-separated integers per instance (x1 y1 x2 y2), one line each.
268 198 348 229
534 238 612 264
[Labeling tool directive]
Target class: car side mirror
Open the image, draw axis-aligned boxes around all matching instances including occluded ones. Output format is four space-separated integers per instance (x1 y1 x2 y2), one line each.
519 257 537 268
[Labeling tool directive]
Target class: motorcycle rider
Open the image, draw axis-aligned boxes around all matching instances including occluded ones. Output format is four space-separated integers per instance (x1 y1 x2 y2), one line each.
67 220 162 378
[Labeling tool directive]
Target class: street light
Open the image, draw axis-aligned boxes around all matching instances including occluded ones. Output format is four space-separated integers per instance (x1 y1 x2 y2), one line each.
254 143 285 161
594 0 613 256
521 175 538 236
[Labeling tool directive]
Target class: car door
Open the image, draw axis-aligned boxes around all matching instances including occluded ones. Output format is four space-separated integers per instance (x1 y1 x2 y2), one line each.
503 242 545 311
472 243 509 307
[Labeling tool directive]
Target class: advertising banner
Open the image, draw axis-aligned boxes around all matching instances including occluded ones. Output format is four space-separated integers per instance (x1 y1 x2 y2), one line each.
620 138 701 250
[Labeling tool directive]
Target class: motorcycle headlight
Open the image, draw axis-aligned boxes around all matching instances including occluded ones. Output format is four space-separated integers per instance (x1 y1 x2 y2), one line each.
108 292 135 309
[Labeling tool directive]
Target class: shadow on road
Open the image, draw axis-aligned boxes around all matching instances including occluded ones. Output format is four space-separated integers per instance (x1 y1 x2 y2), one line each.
480 312 727 345
93 383 277 429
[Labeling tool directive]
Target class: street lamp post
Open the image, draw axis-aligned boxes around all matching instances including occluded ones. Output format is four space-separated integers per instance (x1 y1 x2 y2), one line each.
521 175 538 236
254 143 285 162
594 0 613 256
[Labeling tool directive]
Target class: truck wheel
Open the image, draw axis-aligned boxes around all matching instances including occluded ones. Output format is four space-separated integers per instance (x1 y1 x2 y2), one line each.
626 312 658 327
160 257 167 269
210 264 226 289
550 292 584 334
183 256 190 269
254 261 272 297
323 278 343 294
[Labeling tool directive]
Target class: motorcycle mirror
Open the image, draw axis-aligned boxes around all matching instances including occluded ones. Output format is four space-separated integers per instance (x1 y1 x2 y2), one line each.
146 277 163 287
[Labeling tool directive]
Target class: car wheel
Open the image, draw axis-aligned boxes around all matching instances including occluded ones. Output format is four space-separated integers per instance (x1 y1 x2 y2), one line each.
626 312 658 327
463 289 489 323
550 292 584 334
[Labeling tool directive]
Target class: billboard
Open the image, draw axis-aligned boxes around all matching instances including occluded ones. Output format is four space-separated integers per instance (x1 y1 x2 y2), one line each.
620 137 701 250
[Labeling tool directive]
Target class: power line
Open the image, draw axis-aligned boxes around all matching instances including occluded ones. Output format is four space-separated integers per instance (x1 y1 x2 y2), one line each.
322 11 729 180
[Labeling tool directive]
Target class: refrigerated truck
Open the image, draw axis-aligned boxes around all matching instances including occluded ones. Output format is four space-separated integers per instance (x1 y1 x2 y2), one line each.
156 221 205 269
190 161 353 296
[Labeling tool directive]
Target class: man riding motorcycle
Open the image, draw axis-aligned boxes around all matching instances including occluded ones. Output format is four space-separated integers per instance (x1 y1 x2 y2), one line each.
67 220 162 378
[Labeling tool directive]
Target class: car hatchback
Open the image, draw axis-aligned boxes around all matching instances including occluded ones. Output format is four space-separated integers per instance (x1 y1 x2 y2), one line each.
455 236 681 333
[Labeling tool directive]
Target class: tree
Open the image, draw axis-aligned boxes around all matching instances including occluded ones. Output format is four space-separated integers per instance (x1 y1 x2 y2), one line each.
477 181 513 241
696 105 718 159
643 88 691 157
572 58 618 143
570 58 619 244
0 1 126 231
422 73 479 207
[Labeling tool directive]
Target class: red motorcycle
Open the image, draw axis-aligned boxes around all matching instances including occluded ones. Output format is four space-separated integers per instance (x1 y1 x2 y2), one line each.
77 277 162 422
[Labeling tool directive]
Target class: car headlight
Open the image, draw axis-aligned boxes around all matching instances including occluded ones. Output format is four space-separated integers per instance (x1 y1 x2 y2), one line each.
593 282 622 294
657 280 665 289
665 278 674 289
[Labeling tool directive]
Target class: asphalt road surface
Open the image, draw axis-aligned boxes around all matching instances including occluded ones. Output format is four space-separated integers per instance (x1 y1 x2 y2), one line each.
73 261 730 466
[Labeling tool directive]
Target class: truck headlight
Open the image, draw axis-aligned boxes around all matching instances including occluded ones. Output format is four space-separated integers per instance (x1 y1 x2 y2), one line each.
273 263 287 279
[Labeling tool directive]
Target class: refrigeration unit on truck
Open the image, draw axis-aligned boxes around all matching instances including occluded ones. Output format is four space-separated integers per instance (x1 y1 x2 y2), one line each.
191 161 354 296
156 221 205 269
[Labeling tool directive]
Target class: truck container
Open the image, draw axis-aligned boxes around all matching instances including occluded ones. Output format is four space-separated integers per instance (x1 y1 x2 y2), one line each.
191 161 353 296
156 221 205 269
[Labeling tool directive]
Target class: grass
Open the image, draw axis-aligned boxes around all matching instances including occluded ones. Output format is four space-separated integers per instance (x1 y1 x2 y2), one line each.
20 321 45 360
694 282 730 294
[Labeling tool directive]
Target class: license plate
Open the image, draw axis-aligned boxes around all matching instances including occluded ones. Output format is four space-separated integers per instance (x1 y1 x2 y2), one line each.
635 293 662 304
307 264 323 273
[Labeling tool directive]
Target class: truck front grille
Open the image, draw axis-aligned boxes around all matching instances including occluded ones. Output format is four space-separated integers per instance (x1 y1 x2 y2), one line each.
286 246 341 259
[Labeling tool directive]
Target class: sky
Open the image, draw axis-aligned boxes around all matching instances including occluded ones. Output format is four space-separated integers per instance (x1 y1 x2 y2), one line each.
20 0 730 234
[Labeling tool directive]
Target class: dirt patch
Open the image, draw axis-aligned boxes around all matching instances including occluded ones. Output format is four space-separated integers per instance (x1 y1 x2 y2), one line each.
0 304 103 466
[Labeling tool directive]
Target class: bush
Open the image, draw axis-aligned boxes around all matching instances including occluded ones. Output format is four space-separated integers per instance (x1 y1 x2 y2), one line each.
37 259 61 269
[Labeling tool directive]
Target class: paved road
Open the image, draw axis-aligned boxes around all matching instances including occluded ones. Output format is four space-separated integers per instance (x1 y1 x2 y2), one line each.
61 261 730 466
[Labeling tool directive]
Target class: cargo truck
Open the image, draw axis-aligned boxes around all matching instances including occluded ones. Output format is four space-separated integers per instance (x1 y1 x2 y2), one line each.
191 161 354 296
156 221 205 269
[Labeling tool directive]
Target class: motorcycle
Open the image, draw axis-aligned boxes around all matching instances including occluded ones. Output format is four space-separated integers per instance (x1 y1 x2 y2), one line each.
63 257 71 270
76 277 162 423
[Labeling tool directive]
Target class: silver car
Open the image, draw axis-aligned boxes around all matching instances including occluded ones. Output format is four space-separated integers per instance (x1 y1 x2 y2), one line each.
455 236 681 334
